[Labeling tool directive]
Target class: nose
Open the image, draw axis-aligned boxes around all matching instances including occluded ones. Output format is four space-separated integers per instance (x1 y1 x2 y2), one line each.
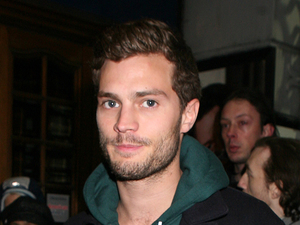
114 106 139 133
237 173 248 191
226 124 237 139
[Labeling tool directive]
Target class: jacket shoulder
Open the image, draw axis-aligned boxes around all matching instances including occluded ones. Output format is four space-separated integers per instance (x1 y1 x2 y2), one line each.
181 187 284 225
220 187 284 224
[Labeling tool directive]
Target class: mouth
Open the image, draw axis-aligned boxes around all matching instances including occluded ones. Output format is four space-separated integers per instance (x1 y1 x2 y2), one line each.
115 143 143 153
228 145 239 153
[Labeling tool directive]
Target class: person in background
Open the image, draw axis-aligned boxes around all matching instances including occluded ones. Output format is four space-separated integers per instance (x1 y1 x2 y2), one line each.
0 196 54 225
189 83 234 156
220 88 277 188
0 177 45 212
238 137 300 225
0 176 54 225
65 18 284 225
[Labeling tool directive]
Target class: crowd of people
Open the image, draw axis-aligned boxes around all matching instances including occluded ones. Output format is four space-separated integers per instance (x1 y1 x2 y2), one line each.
1 18 299 225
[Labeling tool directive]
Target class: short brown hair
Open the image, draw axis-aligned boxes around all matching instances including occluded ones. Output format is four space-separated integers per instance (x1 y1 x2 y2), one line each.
92 19 201 111
223 88 278 136
255 137 300 222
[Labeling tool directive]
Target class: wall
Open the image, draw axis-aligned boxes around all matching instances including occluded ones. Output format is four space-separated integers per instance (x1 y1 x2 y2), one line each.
182 0 300 139
182 0 275 60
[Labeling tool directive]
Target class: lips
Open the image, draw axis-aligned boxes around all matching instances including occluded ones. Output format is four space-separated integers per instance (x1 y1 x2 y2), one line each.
115 144 143 152
229 145 239 153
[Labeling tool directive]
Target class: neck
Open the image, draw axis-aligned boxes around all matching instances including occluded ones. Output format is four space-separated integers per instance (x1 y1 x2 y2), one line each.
233 163 245 182
234 163 245 174
116 153 182 225
270 200 285 219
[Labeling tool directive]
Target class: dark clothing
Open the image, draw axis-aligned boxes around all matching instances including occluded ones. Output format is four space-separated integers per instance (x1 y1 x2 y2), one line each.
224 161 239 189
65 211 98 225
180 187 284 224
64 211 97 225
65 187 284 225
0 196 54 225
65 135 284 225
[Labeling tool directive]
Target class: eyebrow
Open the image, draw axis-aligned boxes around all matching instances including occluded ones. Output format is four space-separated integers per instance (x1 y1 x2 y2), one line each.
98 91 119 100
236 114 251 119
98 89 168 101
221 114 252 121
135 89 168 98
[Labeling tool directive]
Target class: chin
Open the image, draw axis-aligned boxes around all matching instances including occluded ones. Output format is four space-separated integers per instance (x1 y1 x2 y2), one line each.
229 155 245 164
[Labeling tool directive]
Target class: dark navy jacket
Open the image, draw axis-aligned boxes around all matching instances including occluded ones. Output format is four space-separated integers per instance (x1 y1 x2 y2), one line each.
65 187 284 225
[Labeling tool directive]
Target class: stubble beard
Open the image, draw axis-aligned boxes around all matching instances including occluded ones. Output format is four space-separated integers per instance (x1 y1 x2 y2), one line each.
226 144 250 165
99 118 181 181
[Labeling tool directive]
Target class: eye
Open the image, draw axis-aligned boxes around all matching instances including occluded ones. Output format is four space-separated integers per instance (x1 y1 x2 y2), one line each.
220 122 229 129
142 99 157 108
103 100 119 109
239 120 248 126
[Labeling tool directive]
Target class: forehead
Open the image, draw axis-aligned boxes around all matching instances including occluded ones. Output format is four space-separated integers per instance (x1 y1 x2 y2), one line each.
248 146 270 168
222 99 260 119
99 54 175 92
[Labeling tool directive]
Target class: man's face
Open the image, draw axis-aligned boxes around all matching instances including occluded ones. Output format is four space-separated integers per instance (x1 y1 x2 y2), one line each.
96 54 184 181
237 146 272 205
220 99 264 165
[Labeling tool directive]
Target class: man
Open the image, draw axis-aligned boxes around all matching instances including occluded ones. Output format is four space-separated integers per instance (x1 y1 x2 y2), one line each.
0 196 54 225
220 88 277 187
66 19 283 225
189 83 234 154
238 137 300 224
0 177 45 212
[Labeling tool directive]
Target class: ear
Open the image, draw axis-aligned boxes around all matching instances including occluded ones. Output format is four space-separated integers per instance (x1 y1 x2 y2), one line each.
262 123 275 137
268 182 281 200
180 98 200 133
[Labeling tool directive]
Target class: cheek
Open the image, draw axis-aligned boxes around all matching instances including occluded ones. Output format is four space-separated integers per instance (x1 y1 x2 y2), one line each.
96 111 101 126
245 124 263 138
244 132 262 147
248 178 260 195
247 181 255 194
97 112 116 132
221 129 228 140
221 129 225 137
96 112 105 129
144 118 173 135
147 107 180 128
